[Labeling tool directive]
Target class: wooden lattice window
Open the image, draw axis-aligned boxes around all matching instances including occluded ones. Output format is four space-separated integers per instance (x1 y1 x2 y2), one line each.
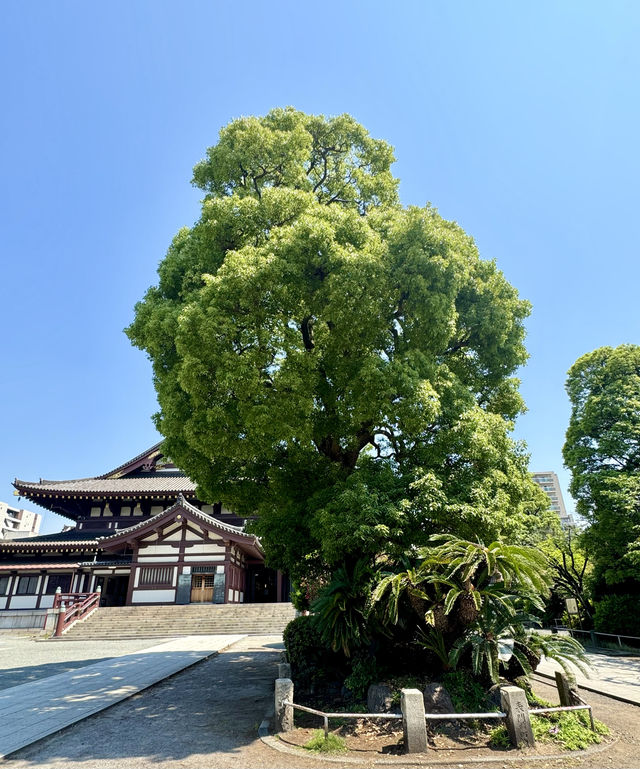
139 566 173 586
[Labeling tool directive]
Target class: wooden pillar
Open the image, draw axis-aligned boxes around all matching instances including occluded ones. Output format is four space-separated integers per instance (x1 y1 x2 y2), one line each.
276 570 283 603
35 572 47 609
5 574 15 609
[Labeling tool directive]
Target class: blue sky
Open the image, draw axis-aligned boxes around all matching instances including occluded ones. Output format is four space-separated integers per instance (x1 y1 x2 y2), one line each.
1 1 638 534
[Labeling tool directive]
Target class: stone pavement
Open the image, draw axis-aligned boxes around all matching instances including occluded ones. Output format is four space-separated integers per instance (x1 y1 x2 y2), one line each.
3 634 323 769
0 636 160 691
537 649 640 705
0 634 245 759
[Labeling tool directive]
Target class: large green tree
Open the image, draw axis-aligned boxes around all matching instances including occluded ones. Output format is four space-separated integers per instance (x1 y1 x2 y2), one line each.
127 108 550 583
563 344 640 595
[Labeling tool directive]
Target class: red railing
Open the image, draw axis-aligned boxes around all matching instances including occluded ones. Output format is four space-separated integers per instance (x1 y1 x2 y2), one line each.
52 590 101 637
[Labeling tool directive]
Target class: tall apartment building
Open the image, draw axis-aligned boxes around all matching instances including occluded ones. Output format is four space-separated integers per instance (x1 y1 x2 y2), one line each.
0 502 42 540
532 472 572 527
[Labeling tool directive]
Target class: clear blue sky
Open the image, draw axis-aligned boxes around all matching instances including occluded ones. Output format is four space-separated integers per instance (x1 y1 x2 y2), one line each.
2 2 638 534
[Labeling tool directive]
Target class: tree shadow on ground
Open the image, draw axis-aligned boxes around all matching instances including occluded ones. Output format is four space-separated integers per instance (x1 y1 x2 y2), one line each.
0 658 115 691
3 644 283 767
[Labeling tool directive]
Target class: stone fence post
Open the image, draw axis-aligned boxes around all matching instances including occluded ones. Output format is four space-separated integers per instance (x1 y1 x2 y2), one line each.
401 688 428 753
555 671 581 706
278 662 291 679
501 686 535 748
275 678 294 733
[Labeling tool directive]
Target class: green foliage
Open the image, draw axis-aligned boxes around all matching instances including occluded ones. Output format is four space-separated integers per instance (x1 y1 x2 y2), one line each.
283 615 344 690
490 711 608 751
127 107 546 595
374 535 552 633
303 730 348 753
563 345 640 593
448 604 537 684
441 669 490 713
488 724 511 748
594 594 640 636
530 710 608 750
311 560 371 656
416 628 452 670
343 652 378 700
526 632 590 677
373 534 577 684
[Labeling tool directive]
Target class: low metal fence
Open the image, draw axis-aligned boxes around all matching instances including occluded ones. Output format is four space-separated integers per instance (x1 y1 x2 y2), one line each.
282 698 594 739
562 626 640 652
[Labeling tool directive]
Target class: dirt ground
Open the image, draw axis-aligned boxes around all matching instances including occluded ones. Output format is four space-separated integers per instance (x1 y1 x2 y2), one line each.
275 674 640 767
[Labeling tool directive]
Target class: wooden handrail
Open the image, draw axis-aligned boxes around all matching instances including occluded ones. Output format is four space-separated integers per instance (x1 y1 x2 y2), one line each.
53 590 101 637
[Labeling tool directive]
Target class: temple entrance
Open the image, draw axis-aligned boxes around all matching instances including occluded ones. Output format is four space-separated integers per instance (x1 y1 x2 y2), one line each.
246 566 277 603
96 575 128 607
190 574 215 603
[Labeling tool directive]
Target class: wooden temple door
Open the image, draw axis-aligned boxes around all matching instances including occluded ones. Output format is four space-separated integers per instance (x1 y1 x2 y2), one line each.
190 574 215 603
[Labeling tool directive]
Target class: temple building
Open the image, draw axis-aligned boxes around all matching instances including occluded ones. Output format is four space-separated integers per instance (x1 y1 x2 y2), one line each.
0 443 288 614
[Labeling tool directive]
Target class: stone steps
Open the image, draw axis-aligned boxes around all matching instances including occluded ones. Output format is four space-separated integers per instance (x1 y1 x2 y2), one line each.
62 602 297 640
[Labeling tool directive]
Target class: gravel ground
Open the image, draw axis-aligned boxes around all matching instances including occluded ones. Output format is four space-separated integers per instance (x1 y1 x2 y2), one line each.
0 636 163 690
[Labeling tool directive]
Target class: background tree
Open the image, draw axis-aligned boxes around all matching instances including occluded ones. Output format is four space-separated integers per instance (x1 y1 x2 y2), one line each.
539 529 593 627
563 344 640 633
127 108 552 588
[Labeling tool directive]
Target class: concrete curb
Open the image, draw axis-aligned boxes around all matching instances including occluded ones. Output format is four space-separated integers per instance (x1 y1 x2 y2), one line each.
260 730 618 766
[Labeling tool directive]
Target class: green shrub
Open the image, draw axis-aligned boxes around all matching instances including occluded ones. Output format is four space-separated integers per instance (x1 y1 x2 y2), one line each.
343 652 378 700
442 669 490 713
594 594 640 636
283 615 345 691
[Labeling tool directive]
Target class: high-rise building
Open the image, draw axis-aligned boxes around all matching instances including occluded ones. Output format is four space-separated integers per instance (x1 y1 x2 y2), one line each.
532 472 572 527
0 502 42 539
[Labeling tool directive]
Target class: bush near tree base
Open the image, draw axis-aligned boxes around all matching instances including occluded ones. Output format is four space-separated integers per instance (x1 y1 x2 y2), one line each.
283 615 347 692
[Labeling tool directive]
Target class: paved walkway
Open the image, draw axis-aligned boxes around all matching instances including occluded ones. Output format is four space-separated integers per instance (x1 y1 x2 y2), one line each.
0 637 160 691
0 635 245 759
537 649 640 705
3 635 323 769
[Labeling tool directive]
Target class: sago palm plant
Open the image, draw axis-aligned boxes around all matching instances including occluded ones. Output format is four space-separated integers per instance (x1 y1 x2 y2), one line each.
311 559 372 657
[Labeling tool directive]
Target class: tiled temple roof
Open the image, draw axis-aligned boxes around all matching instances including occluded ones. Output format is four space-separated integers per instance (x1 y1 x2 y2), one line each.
99 495 250 542
99 496 263 560
0 529 107 549
0 562 81 570
14 442 197 502
14 475 197 496
99 441 164 479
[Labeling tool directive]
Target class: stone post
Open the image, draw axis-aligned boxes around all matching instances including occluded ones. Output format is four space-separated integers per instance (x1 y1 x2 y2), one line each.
501 686 535 748
278 662 291 679
555 670 581 706
275 678 294 733
401 688 428 753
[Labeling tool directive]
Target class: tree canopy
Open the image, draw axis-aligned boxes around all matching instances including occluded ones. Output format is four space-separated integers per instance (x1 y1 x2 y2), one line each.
127 108 551 583
563 344 640 593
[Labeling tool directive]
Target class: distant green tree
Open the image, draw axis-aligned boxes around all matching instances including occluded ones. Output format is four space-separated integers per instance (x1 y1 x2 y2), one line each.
563 345 640 602
127 108 551 586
